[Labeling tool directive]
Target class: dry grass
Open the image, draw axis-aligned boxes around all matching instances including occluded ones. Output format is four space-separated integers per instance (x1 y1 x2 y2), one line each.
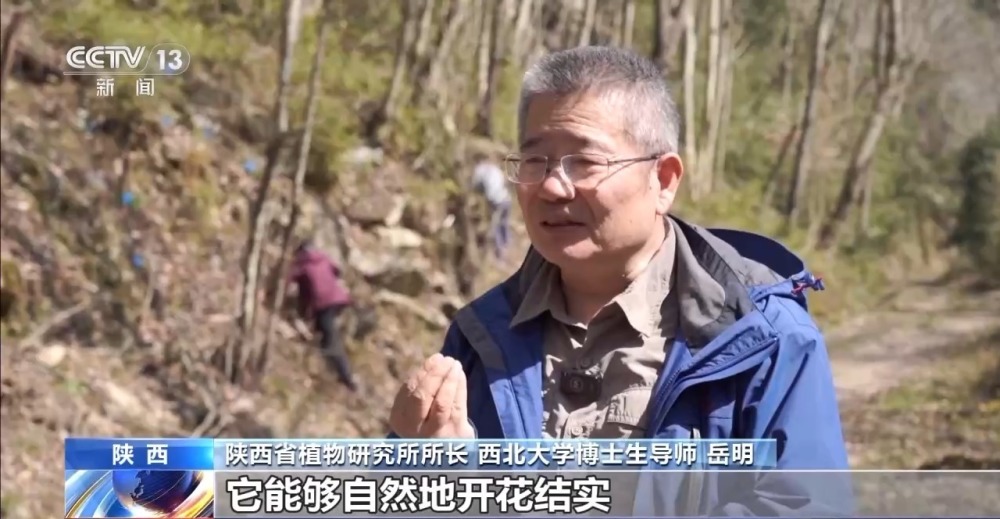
842 331 1000 469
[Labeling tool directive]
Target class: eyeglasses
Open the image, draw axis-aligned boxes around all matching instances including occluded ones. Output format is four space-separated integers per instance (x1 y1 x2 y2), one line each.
502 153 663 186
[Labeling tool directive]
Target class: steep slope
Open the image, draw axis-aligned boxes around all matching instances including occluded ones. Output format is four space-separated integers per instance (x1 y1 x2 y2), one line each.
0 21 520 519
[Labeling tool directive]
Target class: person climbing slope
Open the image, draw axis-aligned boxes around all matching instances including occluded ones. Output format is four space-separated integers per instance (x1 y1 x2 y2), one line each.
288 240 358 392
471 151 513 262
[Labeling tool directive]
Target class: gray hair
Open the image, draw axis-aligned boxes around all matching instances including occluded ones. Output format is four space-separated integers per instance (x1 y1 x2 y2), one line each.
517 46 680 155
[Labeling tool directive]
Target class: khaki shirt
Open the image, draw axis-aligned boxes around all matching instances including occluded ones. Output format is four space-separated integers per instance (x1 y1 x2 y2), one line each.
511 225 679 439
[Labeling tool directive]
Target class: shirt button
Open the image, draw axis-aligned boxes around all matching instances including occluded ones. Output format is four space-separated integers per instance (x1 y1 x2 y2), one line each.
569 424 584 437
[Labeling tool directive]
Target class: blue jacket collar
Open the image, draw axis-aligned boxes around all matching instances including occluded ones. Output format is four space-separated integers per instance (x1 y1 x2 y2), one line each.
455 216 811 438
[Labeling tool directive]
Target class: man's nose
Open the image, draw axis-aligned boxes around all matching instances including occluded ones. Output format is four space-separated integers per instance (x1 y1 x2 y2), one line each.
535 167 575 202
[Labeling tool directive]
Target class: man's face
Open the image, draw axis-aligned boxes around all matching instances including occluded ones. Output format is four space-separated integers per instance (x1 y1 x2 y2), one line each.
516 91 683 268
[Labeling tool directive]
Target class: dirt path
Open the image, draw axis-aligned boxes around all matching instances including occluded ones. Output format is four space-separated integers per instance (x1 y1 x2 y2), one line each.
825 276 1000 466
827 277 1000 405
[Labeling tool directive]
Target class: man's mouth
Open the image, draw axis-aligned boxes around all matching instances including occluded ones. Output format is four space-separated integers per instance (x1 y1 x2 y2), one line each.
541 219 584 228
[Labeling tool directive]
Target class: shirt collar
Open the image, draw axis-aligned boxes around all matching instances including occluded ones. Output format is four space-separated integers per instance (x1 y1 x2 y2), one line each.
611 226 677 337
510 258 562 327
509 220 678 337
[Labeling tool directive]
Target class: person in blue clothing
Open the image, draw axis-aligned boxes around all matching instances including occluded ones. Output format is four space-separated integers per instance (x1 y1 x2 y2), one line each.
389 46 851 516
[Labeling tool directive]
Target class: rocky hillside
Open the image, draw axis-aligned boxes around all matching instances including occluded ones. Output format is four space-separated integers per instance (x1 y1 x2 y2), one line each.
0 14 515 518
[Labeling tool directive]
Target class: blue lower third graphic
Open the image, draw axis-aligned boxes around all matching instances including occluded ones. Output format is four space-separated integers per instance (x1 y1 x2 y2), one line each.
65 469 214 518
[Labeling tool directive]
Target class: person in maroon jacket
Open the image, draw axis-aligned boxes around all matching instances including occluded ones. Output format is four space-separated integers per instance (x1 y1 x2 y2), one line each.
288 240 358 391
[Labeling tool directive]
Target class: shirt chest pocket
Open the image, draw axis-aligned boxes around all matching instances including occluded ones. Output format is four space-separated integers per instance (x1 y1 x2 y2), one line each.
601 387 654 439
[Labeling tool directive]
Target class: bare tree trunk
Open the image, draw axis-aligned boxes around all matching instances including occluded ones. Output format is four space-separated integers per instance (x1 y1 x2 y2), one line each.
691 0 722 199
873 0 889 87
712 0 734 187
681 0 698 189
914 198 931 265
705 0 721 131
578 0 598 47
413 0 438 64
448 192 479 299
652 0 669 64
423 0 471 107
407 0 439 87
778 15 796 115
492 2 515 66
699 0 733 193
621 0 636 48
503 0 519 25
784 0 839 228
816 80 907 249
259 2 332 374
816 0 915 250
856 2 890 233
764 124 799 208
610 0 624 47
474 0 505 136
0 7 28 95
234 0 303 357
553 0 574 48
652 0 685 72
370 1 420 138
860 166 875 231
442 3 490 120
274 0 303 133
475 0 491 112
846 2 863 114
511 0 535 64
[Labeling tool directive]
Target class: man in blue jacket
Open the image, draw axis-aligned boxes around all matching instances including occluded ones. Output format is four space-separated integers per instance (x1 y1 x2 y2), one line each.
389 46 851 516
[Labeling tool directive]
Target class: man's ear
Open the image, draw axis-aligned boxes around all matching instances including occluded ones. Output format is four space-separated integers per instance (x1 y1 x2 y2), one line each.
654 153 684 215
